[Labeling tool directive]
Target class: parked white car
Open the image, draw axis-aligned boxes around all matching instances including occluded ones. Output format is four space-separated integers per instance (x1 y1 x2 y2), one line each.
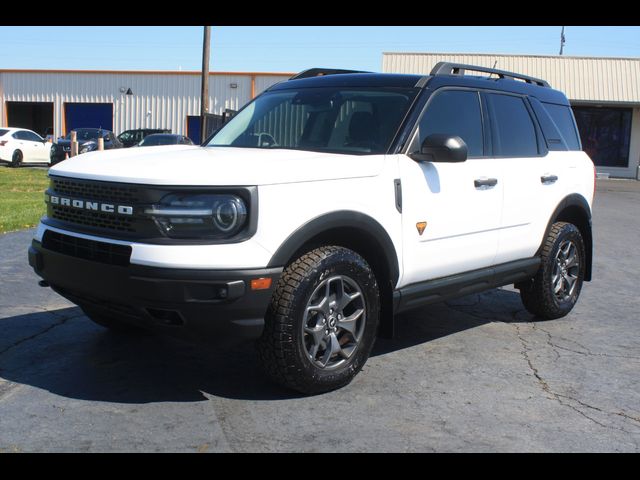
0 127 52 166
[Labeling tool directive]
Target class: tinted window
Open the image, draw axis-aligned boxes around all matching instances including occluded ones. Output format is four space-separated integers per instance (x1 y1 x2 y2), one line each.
543 102 581 150
23 131 43 142
12 131 25 139
118 131 133 142
413 89 483 157
487 93 538 157
0 129 9 137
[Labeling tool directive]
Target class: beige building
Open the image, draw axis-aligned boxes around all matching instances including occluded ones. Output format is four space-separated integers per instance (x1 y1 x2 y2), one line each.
383 52 640 179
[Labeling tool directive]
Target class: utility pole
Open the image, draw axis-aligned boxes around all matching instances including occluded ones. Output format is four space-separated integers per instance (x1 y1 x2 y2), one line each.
559 26 566 56
200 26 211 144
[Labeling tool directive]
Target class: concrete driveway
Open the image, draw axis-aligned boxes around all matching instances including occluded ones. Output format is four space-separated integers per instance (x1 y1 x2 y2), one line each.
1 179 639 452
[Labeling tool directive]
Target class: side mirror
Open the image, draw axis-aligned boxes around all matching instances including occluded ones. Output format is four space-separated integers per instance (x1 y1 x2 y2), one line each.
409 134 468 163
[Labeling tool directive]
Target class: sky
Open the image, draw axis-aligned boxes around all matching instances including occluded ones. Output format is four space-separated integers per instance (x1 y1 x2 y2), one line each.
0 26 638 73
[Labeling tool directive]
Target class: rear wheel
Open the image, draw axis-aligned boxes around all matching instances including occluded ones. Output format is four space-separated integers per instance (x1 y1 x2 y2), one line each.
11 150 22 167
257 246 380 394
519 222 586 319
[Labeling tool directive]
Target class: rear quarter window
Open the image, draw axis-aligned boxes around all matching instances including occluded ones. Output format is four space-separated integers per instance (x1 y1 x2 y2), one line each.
542 102 581 151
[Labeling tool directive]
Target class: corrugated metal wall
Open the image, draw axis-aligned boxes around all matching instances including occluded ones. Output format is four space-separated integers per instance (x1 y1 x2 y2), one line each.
0 71 290 138
382 53 640 104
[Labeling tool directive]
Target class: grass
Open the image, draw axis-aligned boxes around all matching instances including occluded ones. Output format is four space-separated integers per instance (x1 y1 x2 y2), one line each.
0 166 49 234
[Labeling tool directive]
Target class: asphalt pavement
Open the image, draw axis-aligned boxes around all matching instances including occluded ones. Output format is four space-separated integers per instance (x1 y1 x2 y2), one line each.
0 179 639 452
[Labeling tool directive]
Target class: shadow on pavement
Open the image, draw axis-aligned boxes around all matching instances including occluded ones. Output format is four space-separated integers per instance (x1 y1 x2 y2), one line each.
0 289 530 403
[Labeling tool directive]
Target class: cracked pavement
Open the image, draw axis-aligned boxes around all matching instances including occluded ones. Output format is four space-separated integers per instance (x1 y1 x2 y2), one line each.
1 179 639 452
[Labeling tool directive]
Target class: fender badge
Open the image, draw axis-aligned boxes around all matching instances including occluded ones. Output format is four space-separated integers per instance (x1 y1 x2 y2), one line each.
416 222 427 235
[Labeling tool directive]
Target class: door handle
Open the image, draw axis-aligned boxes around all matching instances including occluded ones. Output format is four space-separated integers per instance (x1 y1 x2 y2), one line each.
474 177 498 189
541 174 558 184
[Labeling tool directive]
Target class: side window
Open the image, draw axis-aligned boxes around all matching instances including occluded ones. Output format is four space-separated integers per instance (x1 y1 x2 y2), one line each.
22 131 41 142
486 93 539 157
542 102 581 151
12 131 25 140
412 89 484 157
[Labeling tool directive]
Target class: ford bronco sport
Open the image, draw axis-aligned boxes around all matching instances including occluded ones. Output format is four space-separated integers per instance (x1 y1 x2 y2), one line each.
29 63 595 394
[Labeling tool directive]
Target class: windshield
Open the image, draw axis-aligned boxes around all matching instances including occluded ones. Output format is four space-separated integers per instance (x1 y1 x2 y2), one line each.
206 87 418 155
118 131 133 142
64 128 104 141
139 135 179 146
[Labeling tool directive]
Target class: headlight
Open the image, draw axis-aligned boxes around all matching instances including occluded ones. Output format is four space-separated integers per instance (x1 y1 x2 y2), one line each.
79 142 98 154
144 194 248 239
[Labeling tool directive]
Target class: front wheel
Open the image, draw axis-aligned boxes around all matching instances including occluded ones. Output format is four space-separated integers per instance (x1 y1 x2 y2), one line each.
519 222 586 319
257 246 380 395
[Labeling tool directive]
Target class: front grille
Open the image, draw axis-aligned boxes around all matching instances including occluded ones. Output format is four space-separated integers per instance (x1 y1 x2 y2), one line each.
46 176 157 238
51 177 141 203
42 230 131 266
50 205 135 232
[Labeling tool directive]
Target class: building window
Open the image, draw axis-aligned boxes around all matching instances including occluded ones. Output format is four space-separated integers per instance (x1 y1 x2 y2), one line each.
572 106 632 168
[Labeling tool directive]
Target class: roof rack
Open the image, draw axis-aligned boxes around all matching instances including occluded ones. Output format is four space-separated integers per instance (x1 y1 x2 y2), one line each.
430 62 550 87
289 68 371 80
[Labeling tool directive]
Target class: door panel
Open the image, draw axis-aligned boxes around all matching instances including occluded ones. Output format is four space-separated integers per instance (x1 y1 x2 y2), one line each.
495 153 570 264
27 140 43 162
399 156 502 287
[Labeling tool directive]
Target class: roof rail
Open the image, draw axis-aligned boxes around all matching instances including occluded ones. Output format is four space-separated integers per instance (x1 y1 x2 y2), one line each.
289 68 371 80
430 62 550 87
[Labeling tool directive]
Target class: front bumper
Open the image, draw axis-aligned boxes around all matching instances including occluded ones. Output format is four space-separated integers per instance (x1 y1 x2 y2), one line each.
29 239 282 340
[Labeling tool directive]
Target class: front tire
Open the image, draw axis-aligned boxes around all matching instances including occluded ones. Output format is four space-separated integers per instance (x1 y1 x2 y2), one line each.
519 222 586 320
257 246 380 395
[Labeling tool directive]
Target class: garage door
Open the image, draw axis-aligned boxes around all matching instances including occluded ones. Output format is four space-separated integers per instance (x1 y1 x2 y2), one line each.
65 103 113 134
6 101 54 138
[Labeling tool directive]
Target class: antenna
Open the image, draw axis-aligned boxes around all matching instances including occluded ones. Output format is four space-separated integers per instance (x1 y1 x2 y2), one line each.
559 26 566 55
487 60 498 78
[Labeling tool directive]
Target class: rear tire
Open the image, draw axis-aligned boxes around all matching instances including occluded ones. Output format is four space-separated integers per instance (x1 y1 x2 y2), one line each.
257 246 380 395
11 150 22 168
519 222 586 320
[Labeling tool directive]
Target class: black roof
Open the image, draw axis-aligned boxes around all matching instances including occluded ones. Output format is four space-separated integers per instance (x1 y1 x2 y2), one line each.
268 69 570 105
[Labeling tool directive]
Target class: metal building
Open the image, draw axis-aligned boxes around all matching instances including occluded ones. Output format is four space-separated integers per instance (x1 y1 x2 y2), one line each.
383 52 640 179
0 69 291 144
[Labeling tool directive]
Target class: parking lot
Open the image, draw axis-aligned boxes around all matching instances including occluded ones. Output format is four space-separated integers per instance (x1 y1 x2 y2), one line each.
0 179 639 452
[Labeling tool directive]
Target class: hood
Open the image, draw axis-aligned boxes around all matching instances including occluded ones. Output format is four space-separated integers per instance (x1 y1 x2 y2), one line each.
48 145 385 186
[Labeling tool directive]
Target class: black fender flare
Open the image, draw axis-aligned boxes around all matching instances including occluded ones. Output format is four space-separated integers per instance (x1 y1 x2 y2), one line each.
267 210 400 286
541 193 593 281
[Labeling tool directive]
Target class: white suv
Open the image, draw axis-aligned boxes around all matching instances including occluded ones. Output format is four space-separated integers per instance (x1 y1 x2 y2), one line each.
29 64 595 394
